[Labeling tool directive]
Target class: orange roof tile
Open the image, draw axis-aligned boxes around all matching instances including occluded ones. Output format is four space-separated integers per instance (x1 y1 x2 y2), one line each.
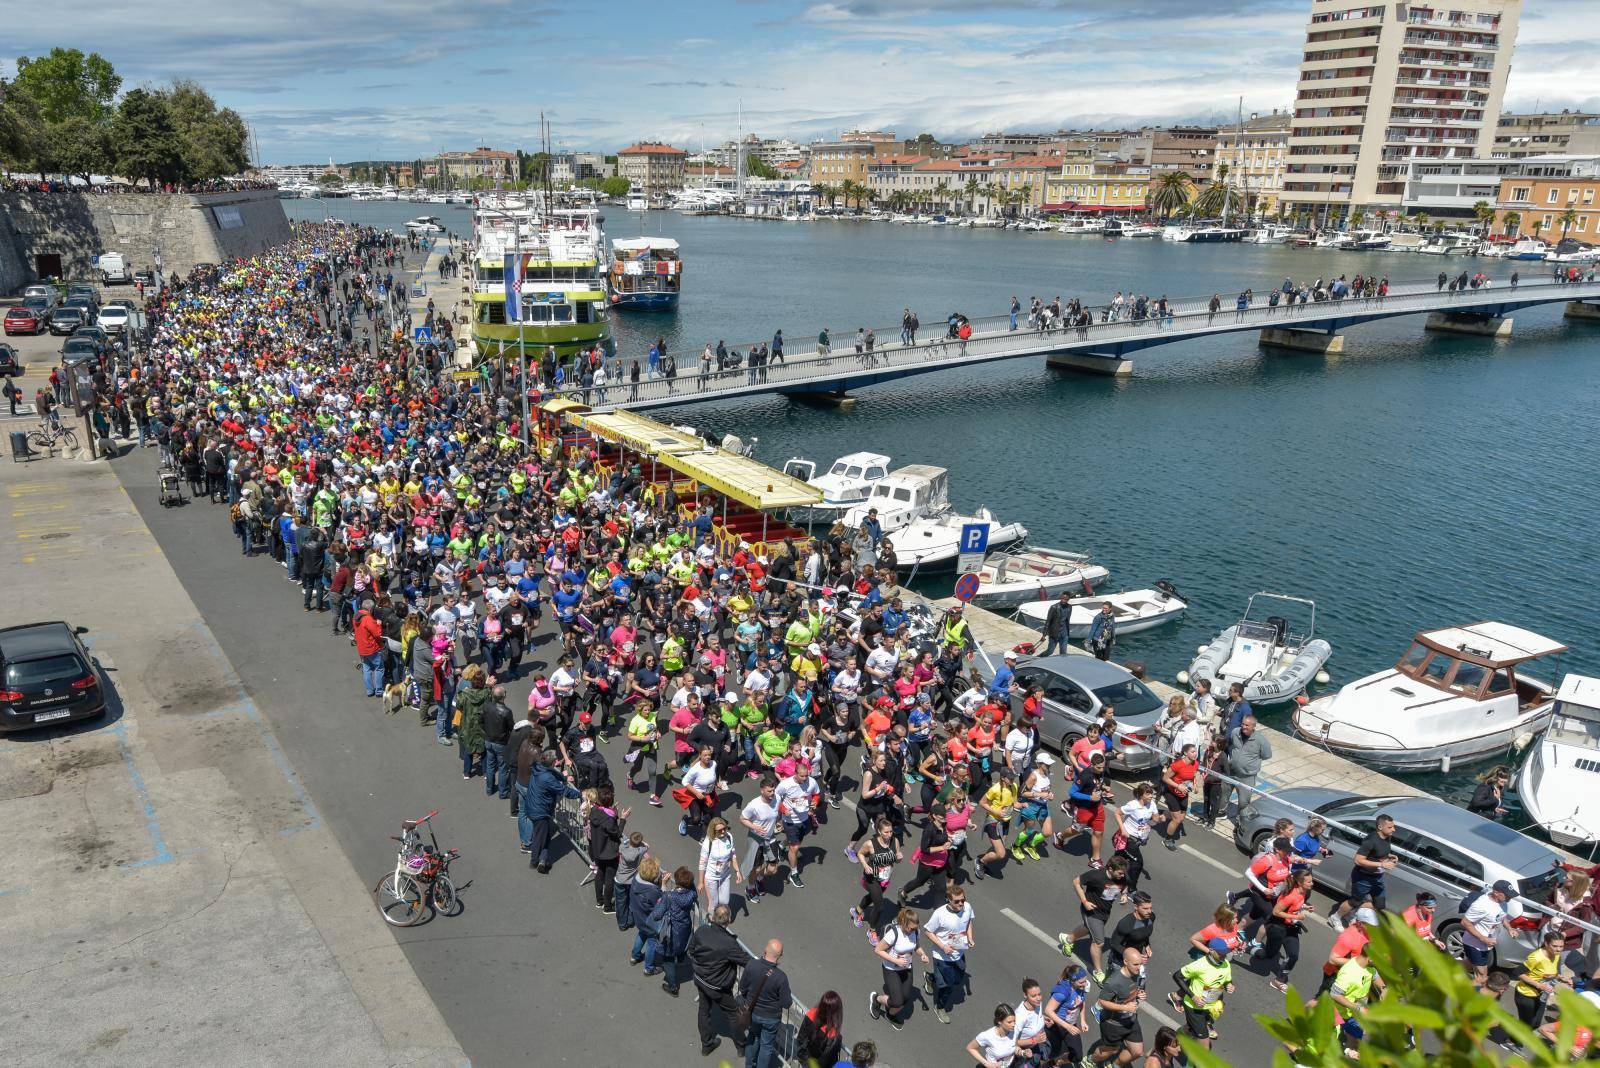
619 142 687 155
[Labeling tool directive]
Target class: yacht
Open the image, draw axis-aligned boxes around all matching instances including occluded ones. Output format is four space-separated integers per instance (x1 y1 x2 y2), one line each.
1387 232 1428 253
780 451 892 526
1246 224 1297 244
1314 231 1357 249
1057 217 1106 235
1293 622 1566 773
968 546 1110 606
1515 675 1600 847
626 193 649 212
1184 592 1332 707
1547 239 1600 265
1350 229 1392 251
841 464 950 537
1103 221 1161 238
1416 233 1479 256
405 216 446 233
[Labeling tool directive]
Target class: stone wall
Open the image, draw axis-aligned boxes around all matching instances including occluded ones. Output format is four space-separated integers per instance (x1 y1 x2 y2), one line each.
0 188 292 289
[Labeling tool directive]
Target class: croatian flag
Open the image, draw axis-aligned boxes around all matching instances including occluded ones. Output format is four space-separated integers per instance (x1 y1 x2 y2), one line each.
503 252 523 322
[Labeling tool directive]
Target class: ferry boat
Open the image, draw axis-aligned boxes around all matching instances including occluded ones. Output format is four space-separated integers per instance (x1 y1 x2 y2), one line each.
469 196 612 362
608 237 682 310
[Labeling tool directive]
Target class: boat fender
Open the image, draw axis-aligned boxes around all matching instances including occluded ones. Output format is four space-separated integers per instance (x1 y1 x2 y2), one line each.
1176 670 1190 685
1294 694 1309 706
1013 641 1038 657
1512 730 1536 752
1314 670 1331 685
1196 646 1208 656
1439 754 1452 774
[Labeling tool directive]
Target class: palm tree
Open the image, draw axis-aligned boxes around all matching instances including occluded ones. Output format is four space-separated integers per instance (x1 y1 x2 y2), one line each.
1411 211 1430 233
1502 210 1521 237
932 181 952 213
1150 171 1194 220
1559 206 1579 239
1531 217 1545 241
1471 200 1495 236
962 177 982 216
811 182 836 209
1349 209 1366 229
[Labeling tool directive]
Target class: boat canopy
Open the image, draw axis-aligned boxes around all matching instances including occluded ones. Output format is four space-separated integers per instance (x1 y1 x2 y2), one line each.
576 411 705 456
1554 674 1600 713
612 237 680 254
656 449 822 511
1417 622 1566 667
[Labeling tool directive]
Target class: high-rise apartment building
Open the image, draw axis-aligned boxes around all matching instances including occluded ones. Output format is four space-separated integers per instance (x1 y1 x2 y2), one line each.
1282 0 1521 218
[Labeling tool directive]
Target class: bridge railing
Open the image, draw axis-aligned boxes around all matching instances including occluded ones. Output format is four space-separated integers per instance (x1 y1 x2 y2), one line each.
571 273 1600 409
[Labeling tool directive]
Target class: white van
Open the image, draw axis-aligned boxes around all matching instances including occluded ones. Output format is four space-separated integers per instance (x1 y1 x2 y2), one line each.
97 253 131 285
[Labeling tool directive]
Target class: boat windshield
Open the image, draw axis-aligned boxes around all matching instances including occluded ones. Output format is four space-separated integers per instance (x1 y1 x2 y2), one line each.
828 461 850 476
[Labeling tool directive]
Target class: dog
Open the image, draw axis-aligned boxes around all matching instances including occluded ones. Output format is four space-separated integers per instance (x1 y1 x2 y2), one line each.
381 681 408 716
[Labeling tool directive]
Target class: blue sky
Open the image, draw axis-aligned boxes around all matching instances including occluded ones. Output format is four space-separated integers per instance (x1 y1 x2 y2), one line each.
8 0 1597 164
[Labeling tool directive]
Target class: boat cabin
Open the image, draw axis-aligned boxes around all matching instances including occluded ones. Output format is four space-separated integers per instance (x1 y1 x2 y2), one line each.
1547 675 1600 750
1394 622 1566 708
862 464 948 512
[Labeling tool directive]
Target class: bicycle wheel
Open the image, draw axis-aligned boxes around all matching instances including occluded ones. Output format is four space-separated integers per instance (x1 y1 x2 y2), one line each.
374 871 427 927
431 873 461 917
57 428 79 451
26 430 49 449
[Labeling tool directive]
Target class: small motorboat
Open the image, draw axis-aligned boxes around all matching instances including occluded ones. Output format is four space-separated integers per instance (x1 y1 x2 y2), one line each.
405 216 445 232
781 451 892 527
1515 675 1600 847
889 509 1028 574
1293 622 1565 773
969 546 1109 607
1183 592 1331 706
1505 237 1549 261
842 464 949 537
1013 582 1188 638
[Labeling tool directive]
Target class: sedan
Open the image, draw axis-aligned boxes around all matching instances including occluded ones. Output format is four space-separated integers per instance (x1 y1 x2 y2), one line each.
21 284 54 302
1234 788 1565 968
1005 654 1168 771
60 337 100 363
48 306 85 335
4 306 45 336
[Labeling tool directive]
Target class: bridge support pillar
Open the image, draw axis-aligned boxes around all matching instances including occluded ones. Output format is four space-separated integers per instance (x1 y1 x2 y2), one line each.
1564 301 1600 321
1045 352 1132 377
1258 327 1345 354
781 390 858 411
1424 311 1512 337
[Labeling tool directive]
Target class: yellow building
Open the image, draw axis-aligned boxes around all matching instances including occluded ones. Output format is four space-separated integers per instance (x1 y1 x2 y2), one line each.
1215 111 1292 216
994 155 1060 213
1044 156 1151 213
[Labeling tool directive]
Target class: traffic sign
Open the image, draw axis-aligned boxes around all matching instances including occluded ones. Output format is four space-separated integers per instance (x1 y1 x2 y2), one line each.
956 522 989 575
414 326 433 342
953 573 980 602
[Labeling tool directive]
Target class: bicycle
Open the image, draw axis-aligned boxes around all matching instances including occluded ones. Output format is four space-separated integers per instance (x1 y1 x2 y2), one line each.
374 809 462 927
27 420 79 453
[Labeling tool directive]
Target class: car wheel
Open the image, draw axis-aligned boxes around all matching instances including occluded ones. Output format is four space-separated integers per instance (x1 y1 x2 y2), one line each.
1437 921 1467 961
1252 829 1274 855
1062 732 1083 755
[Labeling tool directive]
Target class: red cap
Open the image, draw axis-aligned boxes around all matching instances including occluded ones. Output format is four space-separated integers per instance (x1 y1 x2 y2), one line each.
579 711 593 724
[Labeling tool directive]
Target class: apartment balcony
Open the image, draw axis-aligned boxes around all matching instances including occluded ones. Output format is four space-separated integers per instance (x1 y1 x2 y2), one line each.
1388 112 1485 128
1385 131 1480 146
1403 32 1499 51
1392 93 1487 108
1407 13 1500 31
1398 53 1496 72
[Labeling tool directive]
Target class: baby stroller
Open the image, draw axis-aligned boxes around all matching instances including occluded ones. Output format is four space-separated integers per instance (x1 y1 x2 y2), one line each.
158 460 185 507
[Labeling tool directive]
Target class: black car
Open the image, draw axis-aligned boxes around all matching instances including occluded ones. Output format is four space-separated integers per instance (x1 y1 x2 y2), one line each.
61 337 100 363
0 343 22 376
0 622 106 732
72 324 111 348
48 306 85 335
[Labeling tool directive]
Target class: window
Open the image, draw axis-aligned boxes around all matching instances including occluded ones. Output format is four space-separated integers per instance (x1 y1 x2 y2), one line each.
1399 643 1430 673
844 465 863 478
1579 217 1589 232
1390 829 1482 891
4 654 86 687
1046 680 1094 714
1449 661 1488 695
1422 654 1457 685
865 466 886 480
1487 670 1514 696
1548 188 1560 204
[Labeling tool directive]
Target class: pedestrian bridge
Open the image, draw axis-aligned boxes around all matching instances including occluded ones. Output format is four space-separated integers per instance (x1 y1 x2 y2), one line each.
579 276 1600 413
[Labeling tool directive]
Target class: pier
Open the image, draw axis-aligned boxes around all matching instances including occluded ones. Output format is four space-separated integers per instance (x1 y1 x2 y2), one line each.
565 276 1600 411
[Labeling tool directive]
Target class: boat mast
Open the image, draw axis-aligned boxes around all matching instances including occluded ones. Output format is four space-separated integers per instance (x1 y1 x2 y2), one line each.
736 99 746 201
1222 96 1241 229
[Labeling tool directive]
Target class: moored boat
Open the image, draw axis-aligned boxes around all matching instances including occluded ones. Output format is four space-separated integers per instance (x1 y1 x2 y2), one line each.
1293 622 1565 772
969 546 1109 606
780 451 892 526
1184 592 1331 706
608 237 682 310
1013 582 1188 638
1515 674 1600 847
890 508 1028 573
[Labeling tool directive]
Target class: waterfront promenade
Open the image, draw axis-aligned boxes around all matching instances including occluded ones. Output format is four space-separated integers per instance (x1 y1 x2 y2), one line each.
563 274 1600 410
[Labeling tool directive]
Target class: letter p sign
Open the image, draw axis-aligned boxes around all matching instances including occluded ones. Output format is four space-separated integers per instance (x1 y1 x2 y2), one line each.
959 523 989 556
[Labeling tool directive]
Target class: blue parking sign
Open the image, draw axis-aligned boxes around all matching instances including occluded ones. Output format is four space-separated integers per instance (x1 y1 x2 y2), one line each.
959 523 989 556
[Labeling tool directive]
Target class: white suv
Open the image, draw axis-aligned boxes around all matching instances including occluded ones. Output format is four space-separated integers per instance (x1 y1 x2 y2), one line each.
96 305 130 334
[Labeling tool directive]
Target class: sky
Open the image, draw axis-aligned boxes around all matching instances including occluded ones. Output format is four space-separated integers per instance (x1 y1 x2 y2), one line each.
6 0 1598 164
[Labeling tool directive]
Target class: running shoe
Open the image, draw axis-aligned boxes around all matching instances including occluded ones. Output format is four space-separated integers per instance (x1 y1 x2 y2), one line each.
888 1018 904 1032
1167 992 1183 1013
844 846 859 864
788 871 804 889
678 818 687 836
828 796 841 810
934 1007 950 1024
850 907 864 928
1164 836 1179 852
1056 932 1073 956
868 992 883 1020
1023 844 1042 861
866 929 880 947
1092 969 1106 984
648 795 662 807
1088 858 1103 870
923 972 935 997
1269 978 1288 993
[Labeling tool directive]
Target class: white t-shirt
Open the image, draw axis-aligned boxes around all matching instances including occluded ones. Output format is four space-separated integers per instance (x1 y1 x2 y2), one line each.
880 925 918 971
741 796 780 838
973 1028 1016 1067
430 605 459 637
1014 1001 1047 1042
775 776 818 823
700 834 736 879
924 901 974 962
1462 894 1506 950
484 585 512 611
683 762 719 793
865 647 899 680
1004 728 1035 767
1119 799 1158 843
550 666 577 695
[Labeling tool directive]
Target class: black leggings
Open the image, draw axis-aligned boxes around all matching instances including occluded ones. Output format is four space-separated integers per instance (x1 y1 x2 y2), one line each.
881 967 914 1022
852 804 887 846
1259 920 1300 981
858 877 890 931
822 742 849 795
900 862 947 906
594 858 618 907
1117 838 1147 892
1513 989 1546 1029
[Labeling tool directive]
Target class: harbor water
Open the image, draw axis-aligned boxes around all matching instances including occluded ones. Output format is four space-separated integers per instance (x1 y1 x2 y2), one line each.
288 199 1600 806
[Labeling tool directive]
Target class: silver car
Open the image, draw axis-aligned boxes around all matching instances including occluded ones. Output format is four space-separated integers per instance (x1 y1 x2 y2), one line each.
1003 654 1168 771
1234 788 1565 967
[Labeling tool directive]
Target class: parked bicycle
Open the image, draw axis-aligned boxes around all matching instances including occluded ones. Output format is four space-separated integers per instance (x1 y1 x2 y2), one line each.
27 419 78 453
374 809 461 927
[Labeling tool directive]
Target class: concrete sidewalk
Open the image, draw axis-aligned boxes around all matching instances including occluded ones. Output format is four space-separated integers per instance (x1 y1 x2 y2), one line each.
0 453 466 1068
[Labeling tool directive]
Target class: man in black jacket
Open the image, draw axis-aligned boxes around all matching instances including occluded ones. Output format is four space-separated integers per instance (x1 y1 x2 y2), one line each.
298 526 328 612
687 905 751 1057
1043 591 1072 657
482 685 515 800
739 939 790 1068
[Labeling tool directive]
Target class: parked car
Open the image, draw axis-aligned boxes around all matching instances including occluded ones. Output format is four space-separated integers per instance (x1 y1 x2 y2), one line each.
21 284 54 301
1003 654 1168 771
4 306 45 336
132 269 158 290
48 306 85 335
95 305 130 334
0 343 23 376
21 293 57 320
66 282 99 303
0 622 106 733
72 324 111 349
1234 788 1565 968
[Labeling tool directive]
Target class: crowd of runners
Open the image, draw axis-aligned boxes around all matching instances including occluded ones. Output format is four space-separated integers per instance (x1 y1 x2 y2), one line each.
110 221 1600 1067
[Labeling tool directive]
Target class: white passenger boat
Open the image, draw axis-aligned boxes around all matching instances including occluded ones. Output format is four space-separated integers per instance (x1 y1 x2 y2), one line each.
1184 592 1331 706
781 451 892 527
1293 622 1565 773
1515 675 1600 847
891 509 1028 573
1387 232 1428 253
1057 217 1106 235
1416 233 1479 256
1547 239 1600 265
841 464 949 537
968 546 1110 607
1350 229 1391 251
1246 224 1297 244
1014 582 1188 638
405 216 446 232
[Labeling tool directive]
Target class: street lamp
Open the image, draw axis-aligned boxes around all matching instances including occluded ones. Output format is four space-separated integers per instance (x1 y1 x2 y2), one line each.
477 205 529 444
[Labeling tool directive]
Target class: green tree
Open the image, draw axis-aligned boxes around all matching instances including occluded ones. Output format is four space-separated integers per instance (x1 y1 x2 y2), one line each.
599 175 630 198
1182 915 1600 1068
1559 206 1579 239
162 81 248 180
1502 210 1521 237
933 180 951 212
318 171 342 186
46 115 111 181
745 154 778 180
1532 217 1545 240
12 48 120 126
110 88 186 188
0 76 47 176
1471 199 1495 235
1150 171 1194 219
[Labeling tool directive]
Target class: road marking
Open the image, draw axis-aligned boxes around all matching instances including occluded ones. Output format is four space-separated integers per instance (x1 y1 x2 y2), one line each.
1001 907 1182 1029
9 500 67 517
8 481 65 496
1179 841 1242 878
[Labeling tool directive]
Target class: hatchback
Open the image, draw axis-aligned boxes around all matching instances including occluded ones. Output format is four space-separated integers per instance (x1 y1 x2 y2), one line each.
0 343 22 377
1234 788 1564 967
0 622 106 733
48 306 85 335
4 306 45 336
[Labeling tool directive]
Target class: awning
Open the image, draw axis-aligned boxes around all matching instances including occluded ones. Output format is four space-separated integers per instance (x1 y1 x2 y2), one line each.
575 411 705 456
656 449 822 511
538 397 589 417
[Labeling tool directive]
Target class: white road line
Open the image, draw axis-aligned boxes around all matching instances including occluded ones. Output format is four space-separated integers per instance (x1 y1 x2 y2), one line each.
1000 907 1182 1030
1178 841 1242 878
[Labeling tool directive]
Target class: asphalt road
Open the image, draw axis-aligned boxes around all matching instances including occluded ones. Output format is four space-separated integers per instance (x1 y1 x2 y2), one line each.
114 449 1365 1068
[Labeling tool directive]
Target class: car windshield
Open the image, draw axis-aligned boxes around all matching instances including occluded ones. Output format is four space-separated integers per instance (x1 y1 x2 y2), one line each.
1091 679 1162 718
5 654 85 687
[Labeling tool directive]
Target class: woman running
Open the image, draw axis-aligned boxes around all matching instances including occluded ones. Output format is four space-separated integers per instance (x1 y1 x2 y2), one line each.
845 750 895 863
1114 783 1159 893
1255 868 1314 992
851 817 902 943
672 745 719 838
868 907 929 1032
